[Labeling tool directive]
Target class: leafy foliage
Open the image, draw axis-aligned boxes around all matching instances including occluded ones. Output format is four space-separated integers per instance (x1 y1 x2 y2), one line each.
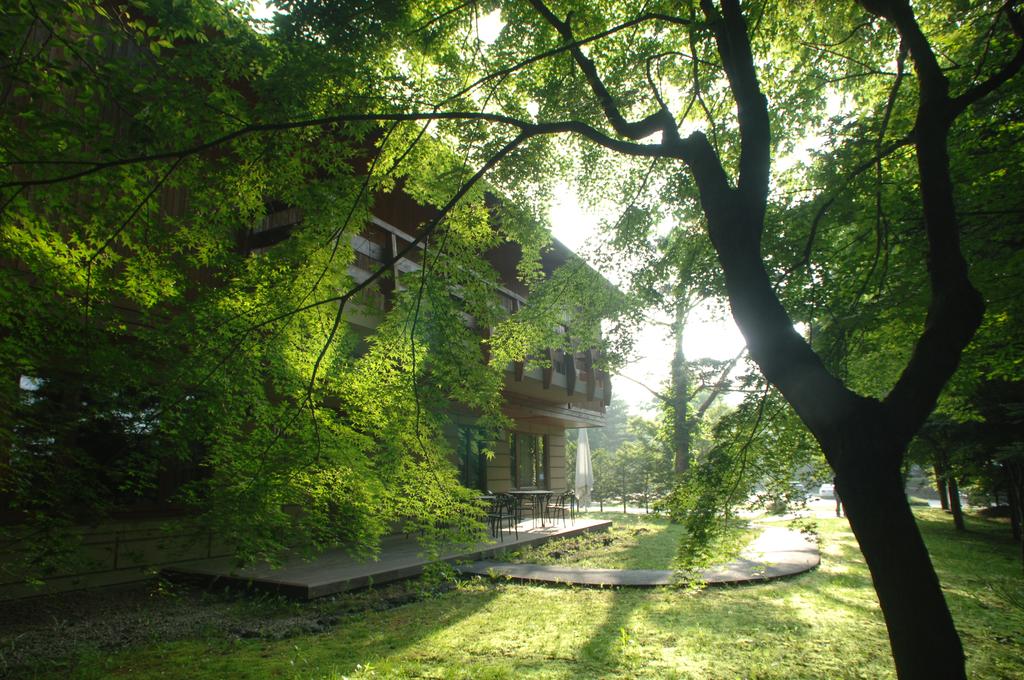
665 382 828 571
4 3 1024 671
0 0 618 580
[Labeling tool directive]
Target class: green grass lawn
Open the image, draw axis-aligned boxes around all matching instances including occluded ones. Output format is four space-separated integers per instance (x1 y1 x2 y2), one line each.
5 509 1023 679
503 512 753 571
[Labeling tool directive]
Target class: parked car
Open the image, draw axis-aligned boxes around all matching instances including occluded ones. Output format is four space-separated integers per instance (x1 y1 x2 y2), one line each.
818 483 835 499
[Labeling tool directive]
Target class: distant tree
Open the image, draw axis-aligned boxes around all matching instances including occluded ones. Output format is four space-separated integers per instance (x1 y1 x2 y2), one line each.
622 229 747 474
586 415 673 508
582 395 633 453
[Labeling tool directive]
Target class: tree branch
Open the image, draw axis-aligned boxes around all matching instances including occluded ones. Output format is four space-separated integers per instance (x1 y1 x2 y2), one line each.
700 0 771 214
856 0 986 446
950 3 1024 117
411 0 475 34
448 11 702 108
859 42 908 296
87 157 183 266
688 3 723 155
1 111 681 190
694 347 747 421
796 133 915 270
528 0 680 143
857 0 948 105
615 372 670 404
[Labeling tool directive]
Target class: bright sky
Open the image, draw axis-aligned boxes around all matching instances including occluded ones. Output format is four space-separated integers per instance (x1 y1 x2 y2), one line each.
248 1 274 20
549 192 748 415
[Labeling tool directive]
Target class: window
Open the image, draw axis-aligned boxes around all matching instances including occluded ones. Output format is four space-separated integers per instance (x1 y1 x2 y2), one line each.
457 426 488 493
510 432 548 489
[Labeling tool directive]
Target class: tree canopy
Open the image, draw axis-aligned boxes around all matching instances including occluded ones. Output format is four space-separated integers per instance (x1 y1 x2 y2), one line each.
0 0 617 572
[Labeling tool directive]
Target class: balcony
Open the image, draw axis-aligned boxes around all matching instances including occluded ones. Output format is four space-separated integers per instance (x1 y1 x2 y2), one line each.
503 347 610 411
344 234 392 330
344 220 421 330
345 220 610 411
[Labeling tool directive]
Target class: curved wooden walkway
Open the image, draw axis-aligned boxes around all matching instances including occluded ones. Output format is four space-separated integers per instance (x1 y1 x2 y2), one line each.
455 525 819 587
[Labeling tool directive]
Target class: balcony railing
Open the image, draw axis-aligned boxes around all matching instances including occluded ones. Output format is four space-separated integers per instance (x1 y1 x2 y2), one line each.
509 347 610 408
346 220 610 408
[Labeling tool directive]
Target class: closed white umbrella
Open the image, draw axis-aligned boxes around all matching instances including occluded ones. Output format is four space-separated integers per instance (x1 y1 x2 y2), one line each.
575 428 594 509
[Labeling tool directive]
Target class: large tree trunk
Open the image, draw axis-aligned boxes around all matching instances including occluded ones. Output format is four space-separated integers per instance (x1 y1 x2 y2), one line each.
671 302 692 474
696 181 970 680
1005 462 1022 544
933 461 949 510
933 448 965 531
835 435 965 678
947 473 965 532
681 2 996 676
673 412 692 475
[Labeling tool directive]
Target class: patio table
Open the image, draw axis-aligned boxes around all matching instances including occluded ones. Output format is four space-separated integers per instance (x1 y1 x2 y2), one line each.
507 489 553 528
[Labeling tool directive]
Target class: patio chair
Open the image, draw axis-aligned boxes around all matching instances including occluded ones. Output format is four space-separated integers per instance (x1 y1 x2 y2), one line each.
566 489 578 521
489 489 524 525
510 493 532 524
487 494 518 542
546 491 574 527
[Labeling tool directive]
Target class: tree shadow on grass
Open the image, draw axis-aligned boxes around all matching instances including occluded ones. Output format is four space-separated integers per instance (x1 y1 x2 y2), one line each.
563 523 830 677
556 511 1020 679
790 511 1024 678
616 523 687 571
3 578 504 680
562 517 823 675
561 512 682 571
914 510 1018 563
568 580 883 679
292 584 504 676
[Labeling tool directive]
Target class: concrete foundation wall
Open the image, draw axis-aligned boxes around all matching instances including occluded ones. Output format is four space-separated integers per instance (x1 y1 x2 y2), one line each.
0 519 232 600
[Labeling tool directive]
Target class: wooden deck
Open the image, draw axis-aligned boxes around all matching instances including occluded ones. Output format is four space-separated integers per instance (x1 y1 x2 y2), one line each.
163 518 611 600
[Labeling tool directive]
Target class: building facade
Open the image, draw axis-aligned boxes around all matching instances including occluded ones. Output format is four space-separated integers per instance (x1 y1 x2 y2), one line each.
345 192 610 496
